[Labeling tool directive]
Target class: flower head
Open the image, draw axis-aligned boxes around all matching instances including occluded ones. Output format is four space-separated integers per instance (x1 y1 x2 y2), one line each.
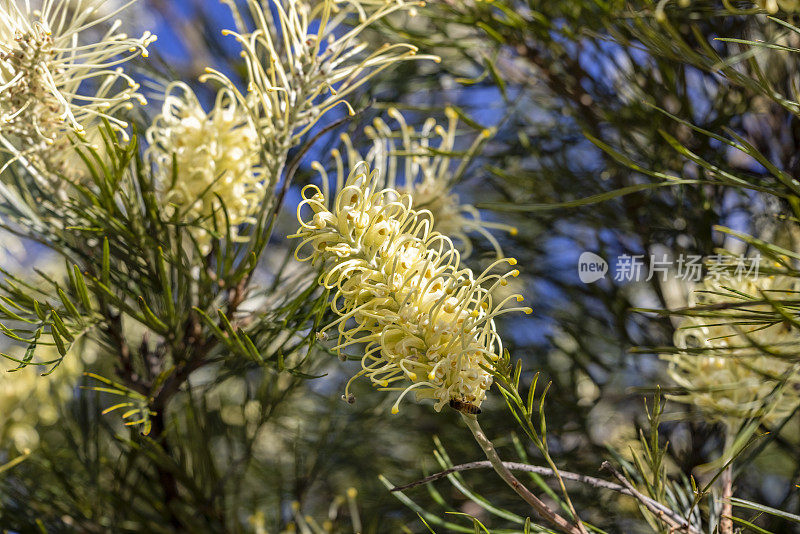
203 1 433 148
146 82 266 254
665 271 800 427
332 107 515 258
0 0 155 166
291 162 530 413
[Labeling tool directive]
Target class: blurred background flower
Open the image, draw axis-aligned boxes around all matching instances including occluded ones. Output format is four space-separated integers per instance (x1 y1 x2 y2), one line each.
147 82 265 254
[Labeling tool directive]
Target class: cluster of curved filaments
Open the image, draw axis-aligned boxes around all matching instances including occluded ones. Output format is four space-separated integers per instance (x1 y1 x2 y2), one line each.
291 163 531 413
666 272 800 427
145 82 266 254
667 346 799 426
0 0 155 161
327 107 516 258
203 0 430 144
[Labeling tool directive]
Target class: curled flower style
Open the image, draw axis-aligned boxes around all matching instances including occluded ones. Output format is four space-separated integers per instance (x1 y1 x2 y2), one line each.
333 107 515 258
665 271 800 427
0 0 156 171
202 0 436 169
146 82 266 255
290 163 531 413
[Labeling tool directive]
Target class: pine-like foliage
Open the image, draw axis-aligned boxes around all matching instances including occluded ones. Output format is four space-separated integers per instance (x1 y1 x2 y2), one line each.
1 0 799 533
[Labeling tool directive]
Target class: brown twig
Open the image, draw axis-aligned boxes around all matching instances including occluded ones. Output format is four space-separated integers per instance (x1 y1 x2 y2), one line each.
392 460 632 493
601 462 702 534
720 464 734 534
391 459 697 533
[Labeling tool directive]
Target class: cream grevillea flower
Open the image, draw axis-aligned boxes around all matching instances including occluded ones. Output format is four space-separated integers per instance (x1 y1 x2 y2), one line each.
203 0 434 149
291 163 531 413
0 0 155 168
330 108 516 259
665 271 800 427
146 82 266 254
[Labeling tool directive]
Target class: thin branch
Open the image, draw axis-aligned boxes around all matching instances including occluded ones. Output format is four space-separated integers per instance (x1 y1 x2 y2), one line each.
720 464 734 534
601 462 702 534
391 459 699 534
392 460 626 494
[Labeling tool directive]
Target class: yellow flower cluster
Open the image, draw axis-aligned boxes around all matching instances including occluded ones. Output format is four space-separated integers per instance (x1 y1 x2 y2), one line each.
0 0 155 171
0 348 83 452
291 163 530 413
181 0 433 253
203 0 433 148
330 108 516 258
666 272 800 427
146 82 266 254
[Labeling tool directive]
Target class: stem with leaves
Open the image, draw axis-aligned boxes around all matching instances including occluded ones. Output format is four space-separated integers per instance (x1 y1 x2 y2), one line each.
460 413 585 534
487 351 586 530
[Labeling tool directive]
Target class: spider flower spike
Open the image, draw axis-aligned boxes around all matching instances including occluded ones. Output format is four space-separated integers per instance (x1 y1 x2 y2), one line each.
290 162 531 413
0 0 156 165
146 82 266 255
204 0 436 145
665 271 800 427
335 107 515 258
